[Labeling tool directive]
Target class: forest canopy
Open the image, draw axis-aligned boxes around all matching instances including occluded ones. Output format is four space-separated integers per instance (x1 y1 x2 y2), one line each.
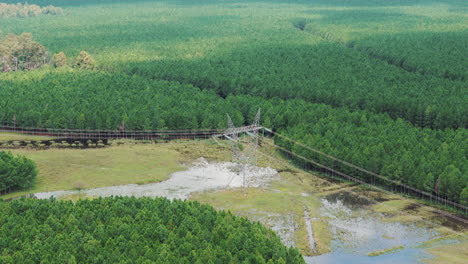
0 151 37 195
0 197 305 264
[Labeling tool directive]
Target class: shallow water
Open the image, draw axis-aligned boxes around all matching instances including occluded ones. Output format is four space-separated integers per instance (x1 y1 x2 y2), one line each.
34 158 278 200
305 248 433 264
305 199 441 264
247 211 298 248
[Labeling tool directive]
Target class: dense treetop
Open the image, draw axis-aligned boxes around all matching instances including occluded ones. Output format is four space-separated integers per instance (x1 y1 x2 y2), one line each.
0 151 37 195
129 41 467 129
302 1 468 81
0 197 304 264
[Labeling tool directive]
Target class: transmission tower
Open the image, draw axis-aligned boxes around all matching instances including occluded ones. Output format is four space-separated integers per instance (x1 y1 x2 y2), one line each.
247 109 261 166
226 114 243 164
225 109 261 195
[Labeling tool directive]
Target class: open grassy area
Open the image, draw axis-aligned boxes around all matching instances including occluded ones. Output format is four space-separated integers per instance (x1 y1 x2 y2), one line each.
1 140 229 199
0 132 56 142
373 199 412 212
423 235 468 264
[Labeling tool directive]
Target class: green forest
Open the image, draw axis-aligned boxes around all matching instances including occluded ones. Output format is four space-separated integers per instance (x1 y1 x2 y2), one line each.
0 197 304 263
2 0 464 128
0 0 466 208
0 151 37 194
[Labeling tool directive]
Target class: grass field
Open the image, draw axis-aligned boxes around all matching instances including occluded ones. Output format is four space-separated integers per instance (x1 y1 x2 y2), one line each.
424 237 468 264
0 132 56 142
1 140 230 199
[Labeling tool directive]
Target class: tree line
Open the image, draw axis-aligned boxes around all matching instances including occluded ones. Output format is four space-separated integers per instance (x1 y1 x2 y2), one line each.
0 151 37 195
0 197 304 264
0 69 466 205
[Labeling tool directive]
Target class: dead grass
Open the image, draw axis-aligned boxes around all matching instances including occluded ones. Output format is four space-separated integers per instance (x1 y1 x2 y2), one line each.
423 235 468 264
165 139 230 163
60 192 97 202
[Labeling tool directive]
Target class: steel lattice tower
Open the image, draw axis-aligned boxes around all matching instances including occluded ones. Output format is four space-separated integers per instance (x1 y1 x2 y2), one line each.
225 109 261 195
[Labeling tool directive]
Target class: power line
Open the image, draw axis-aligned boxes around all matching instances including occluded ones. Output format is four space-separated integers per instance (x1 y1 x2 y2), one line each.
3 120 466 216
254 143 465 230
213 133 466 231
265 129 468 213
